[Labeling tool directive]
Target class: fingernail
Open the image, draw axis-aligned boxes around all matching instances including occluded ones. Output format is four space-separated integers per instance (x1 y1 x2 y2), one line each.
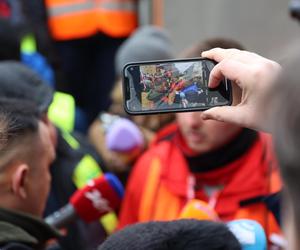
201 112 209 120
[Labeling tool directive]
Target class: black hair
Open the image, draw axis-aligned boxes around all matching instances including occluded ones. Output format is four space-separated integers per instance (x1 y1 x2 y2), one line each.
0 98 42 167
99 219 241 250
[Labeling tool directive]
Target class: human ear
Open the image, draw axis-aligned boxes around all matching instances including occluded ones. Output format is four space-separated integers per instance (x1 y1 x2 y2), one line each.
11 164 29 199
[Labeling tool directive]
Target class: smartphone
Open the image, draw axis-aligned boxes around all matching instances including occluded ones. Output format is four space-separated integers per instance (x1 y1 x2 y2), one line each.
122 58 232 115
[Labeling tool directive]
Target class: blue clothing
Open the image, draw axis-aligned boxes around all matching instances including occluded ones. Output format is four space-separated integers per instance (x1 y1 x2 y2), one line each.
181 83 198 94
21 52 55 88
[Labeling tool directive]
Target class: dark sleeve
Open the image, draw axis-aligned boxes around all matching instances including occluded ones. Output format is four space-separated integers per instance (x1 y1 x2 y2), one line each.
45 132 108 250
263 191 282 226
22 0 63 83
71 131 108 172
22 0 51 53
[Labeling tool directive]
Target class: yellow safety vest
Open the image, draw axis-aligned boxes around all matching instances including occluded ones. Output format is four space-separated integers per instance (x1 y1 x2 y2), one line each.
62 131 118 235
48 92 76 133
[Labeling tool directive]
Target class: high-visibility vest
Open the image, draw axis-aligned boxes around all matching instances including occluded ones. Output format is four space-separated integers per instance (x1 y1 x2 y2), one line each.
72 153 118 235
45 0 138 40
48 92 76 133
62 131 119 235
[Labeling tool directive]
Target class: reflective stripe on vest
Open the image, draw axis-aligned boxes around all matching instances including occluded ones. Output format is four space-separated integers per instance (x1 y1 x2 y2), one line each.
100 212 118 234
72 154 118 234
46 0 137 40
73 154 103 188
139 157 181 222
48 2 136 16
48 92 75 133
139 157 161 221
61 130 80 150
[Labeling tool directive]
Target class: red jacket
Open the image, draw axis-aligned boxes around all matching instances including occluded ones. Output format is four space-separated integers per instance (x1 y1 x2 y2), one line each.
118 123 282 237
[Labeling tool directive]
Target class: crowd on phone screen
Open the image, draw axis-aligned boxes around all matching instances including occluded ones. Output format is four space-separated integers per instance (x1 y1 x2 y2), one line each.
0 1 300 250
138 64 207 109
138 61 230 111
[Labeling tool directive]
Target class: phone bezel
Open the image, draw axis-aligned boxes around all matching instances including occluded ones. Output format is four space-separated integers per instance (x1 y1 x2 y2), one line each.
122 57 232 115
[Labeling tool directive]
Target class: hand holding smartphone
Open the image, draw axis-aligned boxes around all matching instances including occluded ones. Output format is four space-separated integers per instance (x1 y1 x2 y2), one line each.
122 58 232 115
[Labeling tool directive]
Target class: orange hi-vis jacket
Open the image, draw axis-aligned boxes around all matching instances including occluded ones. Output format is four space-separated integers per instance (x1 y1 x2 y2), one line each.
118 124 282 239
45 0 138 40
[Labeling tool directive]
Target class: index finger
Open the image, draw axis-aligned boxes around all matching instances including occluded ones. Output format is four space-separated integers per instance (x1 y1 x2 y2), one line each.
208 59 251 89
202 48 266 65
201 48 242 63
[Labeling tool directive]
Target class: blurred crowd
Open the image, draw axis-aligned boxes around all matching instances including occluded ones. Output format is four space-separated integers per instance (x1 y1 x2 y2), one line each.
1 1 300 250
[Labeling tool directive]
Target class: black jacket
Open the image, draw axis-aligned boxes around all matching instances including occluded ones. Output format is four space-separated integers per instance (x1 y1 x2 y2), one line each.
0 207 60 250
44 129 107 250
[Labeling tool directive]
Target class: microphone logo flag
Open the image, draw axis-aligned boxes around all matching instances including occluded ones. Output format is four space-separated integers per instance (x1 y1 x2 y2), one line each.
84 189 112 212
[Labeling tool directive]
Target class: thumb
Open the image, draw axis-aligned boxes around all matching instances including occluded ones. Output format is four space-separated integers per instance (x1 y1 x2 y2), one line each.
201 106 249 126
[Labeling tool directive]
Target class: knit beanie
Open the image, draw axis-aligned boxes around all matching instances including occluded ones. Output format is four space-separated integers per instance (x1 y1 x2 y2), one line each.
0 61 53 112
115 25 174 77
98 219 241 250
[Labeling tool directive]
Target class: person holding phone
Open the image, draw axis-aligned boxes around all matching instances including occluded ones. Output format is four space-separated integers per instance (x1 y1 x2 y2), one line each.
201 47 300 249
200 48 281 131
118 39 283 247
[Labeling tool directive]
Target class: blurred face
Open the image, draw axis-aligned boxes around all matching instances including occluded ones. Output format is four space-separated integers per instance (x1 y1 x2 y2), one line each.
133 114 174 132
176 112 242 153
26 121 56 216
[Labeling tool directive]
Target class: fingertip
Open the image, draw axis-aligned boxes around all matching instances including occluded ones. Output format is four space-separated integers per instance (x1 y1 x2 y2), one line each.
201 111 210 120
201 51 210 58
207 80 219 89
201 48 216 59
201 106 230 123
201 109 218 121
201 48 224 60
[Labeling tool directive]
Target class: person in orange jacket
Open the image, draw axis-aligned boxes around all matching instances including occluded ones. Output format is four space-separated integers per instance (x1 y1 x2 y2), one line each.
118 38 282 246
44 0 139 128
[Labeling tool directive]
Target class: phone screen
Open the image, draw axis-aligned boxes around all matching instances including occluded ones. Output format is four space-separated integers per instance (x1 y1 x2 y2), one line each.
123 59 231 114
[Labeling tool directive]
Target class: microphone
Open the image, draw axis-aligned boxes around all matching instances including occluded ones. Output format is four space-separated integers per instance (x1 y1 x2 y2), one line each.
178 199 219 221
227 219 267 250
105 117 145 166
106 117 144 153
45 173 124 229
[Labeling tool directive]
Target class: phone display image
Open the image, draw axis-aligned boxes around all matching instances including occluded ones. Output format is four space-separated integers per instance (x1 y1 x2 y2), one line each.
123 59 232 114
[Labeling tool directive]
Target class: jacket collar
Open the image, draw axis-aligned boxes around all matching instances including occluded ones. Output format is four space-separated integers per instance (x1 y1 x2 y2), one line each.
176 128 258 172
159 127 270 208
0 207 60 247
